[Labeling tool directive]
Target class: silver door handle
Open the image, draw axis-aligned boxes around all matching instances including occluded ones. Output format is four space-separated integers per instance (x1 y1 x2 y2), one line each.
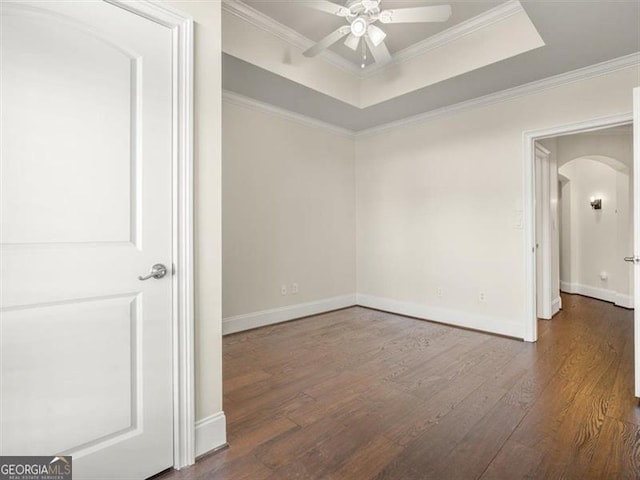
624 256 639 264
138 263 168 280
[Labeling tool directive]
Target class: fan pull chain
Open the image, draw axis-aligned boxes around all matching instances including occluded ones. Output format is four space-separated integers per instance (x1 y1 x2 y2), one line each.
361 38 367 69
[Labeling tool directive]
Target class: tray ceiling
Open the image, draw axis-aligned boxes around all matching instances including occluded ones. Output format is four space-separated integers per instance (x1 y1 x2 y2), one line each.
222 0 640 131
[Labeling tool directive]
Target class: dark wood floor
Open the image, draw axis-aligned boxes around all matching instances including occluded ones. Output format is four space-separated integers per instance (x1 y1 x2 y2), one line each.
162 294 640 479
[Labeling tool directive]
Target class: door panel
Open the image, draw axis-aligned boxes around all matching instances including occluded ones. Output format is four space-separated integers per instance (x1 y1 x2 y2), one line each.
2 295 136 455
1 7 134 245
1 2 174 478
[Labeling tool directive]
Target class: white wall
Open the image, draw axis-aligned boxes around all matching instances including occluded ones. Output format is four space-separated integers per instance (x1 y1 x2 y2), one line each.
222 100 356 333
558 155 633 307
560 175 572 285
166 0 224 454
355 66 639 339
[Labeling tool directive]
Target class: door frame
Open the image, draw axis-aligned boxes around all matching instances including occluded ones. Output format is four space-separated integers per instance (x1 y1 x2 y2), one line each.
107 0 196 469
634 88 639 397
522 112 633 342
535 143 553 320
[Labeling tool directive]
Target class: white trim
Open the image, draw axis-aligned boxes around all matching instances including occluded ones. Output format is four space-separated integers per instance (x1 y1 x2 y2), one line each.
616 293 634 309
561 281 615 303
633 87 640 396
222 295 357 335
195 412 227 458
573 128 633 136
357 53 640 136
552 296 562 316
356 294 524 339
560 282 633 308
363 0 524 77
108 0 197 469
523 112 634 342
222 90 356 138
221 0 359 76
535 144 553 320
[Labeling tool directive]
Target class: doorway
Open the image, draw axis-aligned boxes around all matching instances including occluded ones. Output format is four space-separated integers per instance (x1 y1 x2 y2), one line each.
523 112 634 343
535 125 634 323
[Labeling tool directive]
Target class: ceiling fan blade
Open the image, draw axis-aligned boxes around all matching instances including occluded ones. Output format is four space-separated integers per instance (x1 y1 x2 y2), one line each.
304 26 351 57
344 33 360 51
379 5 452 23
364 36 392 65
367 24 386 46
303 0 350 17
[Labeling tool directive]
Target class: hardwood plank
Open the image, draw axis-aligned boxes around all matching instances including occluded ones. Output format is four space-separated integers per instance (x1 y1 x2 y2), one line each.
224 370 272 394
587 417 640 479
427 398 528 479
328 436 403 480
479 441 543 480
386 380 509 477
253 418 347 470
605 325 640 426
382 372 488 446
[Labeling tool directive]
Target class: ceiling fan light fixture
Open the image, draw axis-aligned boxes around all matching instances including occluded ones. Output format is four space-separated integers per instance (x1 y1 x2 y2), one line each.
344 33 360 50
379 10 393 23
367 24 386 46
350 17 367 37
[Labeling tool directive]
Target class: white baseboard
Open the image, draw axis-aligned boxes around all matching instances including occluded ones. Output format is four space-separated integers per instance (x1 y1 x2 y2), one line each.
356 294 524 339
552 296 562 316
195 411 227 458
615 293 634 309
560 281 634 308
222 294 357 335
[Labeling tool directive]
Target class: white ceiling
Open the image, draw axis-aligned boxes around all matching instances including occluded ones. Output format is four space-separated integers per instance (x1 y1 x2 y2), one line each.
223 0 640 131
242 0 503 66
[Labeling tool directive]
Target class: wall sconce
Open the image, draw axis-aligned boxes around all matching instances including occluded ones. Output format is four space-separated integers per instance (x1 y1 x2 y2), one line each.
590 197 602 210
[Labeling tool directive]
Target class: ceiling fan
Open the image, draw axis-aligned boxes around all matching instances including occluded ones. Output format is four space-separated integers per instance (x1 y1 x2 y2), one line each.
302 0 452 68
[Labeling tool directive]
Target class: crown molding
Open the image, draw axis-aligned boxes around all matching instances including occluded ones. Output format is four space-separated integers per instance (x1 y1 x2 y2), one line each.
362 0 524 77
222 0 361 76
572 126 633 136
357 52 640 136
222 90 356 137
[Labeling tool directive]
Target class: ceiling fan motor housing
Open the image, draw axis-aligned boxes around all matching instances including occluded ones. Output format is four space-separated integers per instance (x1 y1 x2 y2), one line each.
350 17 368 36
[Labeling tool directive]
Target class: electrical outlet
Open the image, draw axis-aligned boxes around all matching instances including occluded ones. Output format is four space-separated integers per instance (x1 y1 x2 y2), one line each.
436 288 443 298
479 292 486 303
292 282 299 294
281 285 287 296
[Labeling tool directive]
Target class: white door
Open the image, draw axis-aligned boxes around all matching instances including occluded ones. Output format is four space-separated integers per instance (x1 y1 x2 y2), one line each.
1 1 174 478
634 87 640 397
